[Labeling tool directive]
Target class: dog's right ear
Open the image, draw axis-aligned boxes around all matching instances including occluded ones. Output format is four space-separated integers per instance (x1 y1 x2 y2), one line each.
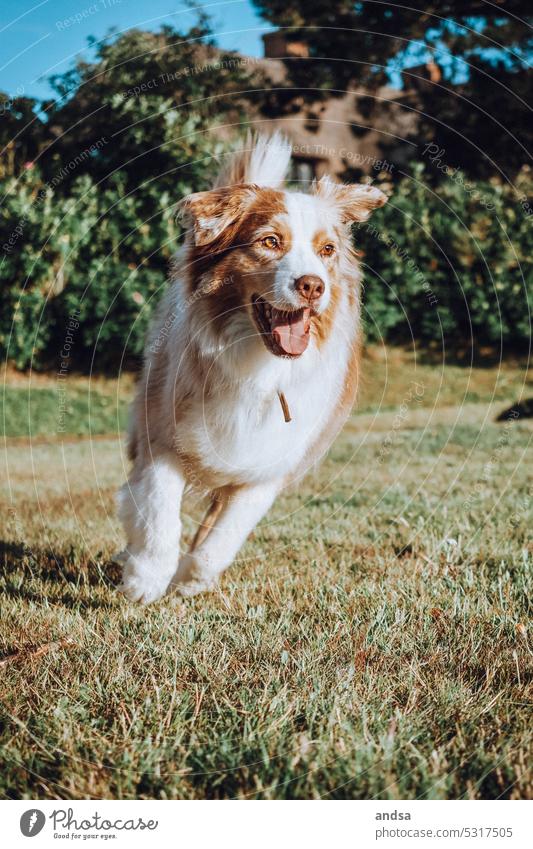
178 184 260 248
313 176 388 223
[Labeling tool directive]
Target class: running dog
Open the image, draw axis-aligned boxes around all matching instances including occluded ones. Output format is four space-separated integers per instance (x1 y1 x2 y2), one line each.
116 133 387 602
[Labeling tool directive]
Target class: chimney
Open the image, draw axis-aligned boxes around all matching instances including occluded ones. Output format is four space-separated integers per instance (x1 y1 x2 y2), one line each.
262 31 309 59
402 61 442 93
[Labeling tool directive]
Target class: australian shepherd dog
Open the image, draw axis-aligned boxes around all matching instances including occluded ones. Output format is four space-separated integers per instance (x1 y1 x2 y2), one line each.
116 133 387 603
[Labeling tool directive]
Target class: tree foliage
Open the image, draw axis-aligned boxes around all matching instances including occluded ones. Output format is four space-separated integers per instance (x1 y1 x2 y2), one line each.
1 21 264 189
359 165 532 350
252 1 532 179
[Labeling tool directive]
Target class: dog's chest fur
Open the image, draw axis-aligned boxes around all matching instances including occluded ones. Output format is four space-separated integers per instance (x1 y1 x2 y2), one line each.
181 353 342 487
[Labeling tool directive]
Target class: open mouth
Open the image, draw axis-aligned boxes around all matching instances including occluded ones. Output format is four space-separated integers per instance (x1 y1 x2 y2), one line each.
252 295 312 358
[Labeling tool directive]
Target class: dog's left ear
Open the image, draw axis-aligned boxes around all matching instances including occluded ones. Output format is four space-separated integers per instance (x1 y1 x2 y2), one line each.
313 176 388 223
178 184 259 247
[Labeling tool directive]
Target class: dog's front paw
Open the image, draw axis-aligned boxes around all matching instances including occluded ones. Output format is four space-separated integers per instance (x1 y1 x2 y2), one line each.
173 579 217 598
115 551 175 604
169 553 219 598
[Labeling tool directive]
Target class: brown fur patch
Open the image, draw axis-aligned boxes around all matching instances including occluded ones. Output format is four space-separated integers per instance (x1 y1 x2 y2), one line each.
312 229 336 254
311 280 342 349
180 185 259 248
183 188 287 296
234 191 289 249
203 274 247 338
311 227 351 350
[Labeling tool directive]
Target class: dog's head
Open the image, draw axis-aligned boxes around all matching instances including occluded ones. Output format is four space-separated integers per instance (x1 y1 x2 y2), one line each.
179 174 387 359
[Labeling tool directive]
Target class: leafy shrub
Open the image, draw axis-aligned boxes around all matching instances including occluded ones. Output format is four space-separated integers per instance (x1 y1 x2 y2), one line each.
358 164 532 351
0 21 255 370
0 125 220 371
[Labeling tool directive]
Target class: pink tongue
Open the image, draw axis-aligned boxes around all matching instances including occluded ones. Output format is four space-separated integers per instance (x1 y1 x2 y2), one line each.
271 308 311 356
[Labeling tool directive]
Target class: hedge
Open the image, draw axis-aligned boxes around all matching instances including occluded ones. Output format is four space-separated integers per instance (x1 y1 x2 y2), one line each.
358 164 532 351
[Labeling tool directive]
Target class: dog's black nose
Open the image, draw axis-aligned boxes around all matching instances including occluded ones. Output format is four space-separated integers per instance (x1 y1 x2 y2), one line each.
294 275 325 303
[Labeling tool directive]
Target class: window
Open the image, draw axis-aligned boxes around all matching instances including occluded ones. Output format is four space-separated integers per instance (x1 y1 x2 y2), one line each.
290 157 317 186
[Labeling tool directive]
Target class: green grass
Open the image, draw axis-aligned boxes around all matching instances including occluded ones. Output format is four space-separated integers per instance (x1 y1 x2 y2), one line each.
1 349 532 799
1 376 130 438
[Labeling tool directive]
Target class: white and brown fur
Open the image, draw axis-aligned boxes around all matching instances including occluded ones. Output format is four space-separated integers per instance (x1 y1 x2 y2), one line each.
116 133 387 602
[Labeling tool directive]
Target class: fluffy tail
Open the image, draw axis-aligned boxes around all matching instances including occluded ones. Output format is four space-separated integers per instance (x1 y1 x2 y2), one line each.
214 130 292 189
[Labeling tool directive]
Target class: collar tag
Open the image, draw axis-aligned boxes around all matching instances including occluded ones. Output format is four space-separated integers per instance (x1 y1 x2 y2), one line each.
278 391 292 423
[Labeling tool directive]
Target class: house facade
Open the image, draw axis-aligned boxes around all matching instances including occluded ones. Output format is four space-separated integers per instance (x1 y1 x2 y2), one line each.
243 31 421 182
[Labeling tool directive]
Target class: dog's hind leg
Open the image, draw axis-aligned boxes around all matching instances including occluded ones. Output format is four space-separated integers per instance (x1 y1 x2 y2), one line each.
170 481 279 597
116 453 185 604
190 497 224 551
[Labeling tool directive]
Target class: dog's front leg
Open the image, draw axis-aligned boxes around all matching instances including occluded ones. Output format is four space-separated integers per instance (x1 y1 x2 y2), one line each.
116 454 185 603
171 481 279 596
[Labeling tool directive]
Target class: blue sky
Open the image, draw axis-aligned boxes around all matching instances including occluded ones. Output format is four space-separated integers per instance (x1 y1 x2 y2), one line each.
1 1 502 104
0 0 271 101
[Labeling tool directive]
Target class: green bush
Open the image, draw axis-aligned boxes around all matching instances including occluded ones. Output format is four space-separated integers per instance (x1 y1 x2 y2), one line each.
358 164 532 350
0 126 220 371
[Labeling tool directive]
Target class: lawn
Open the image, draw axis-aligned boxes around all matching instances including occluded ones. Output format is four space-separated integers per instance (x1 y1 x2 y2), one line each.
1 347 532 800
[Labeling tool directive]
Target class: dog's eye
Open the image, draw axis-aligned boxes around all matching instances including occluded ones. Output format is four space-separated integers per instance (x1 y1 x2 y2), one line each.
320 243 336 257
261 235 280 250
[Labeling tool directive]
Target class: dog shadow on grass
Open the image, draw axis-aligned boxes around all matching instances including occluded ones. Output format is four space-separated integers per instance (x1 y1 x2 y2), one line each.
0 539 121 610
495 398 533 421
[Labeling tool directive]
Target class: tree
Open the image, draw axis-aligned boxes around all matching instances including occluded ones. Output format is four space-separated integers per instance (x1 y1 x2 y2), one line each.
251 1 532 179
0 94 45 178
39 22 264 194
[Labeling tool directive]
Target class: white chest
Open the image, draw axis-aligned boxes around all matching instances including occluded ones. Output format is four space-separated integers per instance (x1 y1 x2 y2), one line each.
176 344 345 486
